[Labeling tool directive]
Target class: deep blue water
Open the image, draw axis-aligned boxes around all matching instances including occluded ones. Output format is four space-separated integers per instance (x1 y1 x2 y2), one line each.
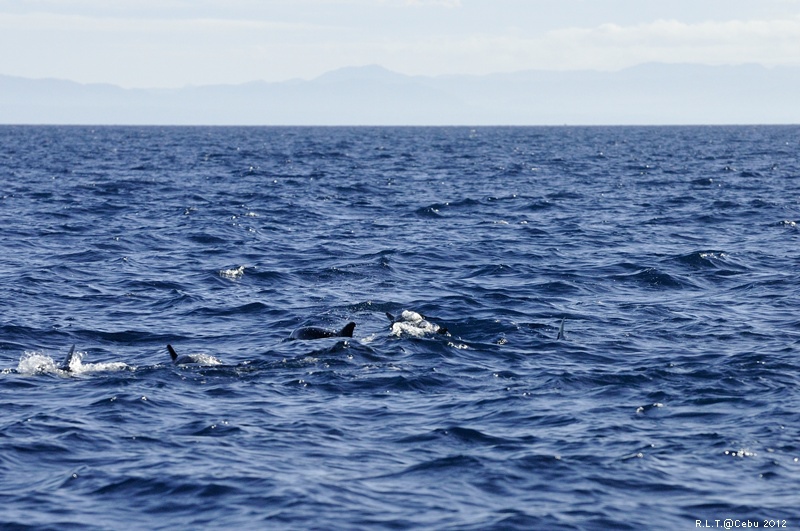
1 125 799 530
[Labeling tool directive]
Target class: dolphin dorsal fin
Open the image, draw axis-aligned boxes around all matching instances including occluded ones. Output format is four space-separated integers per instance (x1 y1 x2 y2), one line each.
556 317 565 340
167 344 178 362
340 322 356 338
385 312 396 322
60 344 77 371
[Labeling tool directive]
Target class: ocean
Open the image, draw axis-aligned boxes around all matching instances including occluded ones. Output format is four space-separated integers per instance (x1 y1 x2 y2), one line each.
1 125 798 530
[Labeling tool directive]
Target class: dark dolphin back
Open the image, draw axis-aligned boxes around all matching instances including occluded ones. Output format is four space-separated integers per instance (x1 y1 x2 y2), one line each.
290 322 356 340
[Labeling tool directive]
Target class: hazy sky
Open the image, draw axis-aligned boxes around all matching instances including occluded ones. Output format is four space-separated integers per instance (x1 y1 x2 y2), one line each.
1 0 799 88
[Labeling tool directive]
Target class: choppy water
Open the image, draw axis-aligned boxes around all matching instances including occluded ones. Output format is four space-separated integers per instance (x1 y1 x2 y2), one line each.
1 125 799 530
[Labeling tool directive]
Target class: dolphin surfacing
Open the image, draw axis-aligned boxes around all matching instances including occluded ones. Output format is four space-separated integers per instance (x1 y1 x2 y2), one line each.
289 322 356 341
59 344 78 372
167 344 183 363
167 344 222 366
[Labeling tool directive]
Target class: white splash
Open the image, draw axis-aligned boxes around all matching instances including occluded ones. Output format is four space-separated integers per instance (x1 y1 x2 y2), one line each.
187 353 223 366
16 351 64 375
219 265 246 280
15 350 129 376
390 310 445 338
175 353 223 366
69 357 130 374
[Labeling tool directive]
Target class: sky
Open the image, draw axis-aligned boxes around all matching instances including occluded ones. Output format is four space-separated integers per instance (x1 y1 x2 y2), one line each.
1 0 799 88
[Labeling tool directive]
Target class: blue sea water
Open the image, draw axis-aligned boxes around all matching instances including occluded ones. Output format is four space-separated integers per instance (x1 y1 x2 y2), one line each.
1 125 799 530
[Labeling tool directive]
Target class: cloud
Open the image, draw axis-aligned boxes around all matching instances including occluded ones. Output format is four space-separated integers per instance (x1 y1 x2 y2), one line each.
543 16 800 68
2 3 799 88
331 15 800 77
0 11 332 33
403 0 462 7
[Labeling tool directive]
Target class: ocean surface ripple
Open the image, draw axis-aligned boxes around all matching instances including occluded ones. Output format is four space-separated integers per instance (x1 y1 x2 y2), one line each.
1 125 799 529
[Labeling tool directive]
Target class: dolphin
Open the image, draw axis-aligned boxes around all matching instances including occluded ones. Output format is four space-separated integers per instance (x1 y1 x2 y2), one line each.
167 344 222 366
289 322 356 341
556 317 565 340
59 344 78 372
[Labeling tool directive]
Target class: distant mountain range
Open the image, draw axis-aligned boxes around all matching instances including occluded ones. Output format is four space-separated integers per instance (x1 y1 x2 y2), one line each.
1 63 798 125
